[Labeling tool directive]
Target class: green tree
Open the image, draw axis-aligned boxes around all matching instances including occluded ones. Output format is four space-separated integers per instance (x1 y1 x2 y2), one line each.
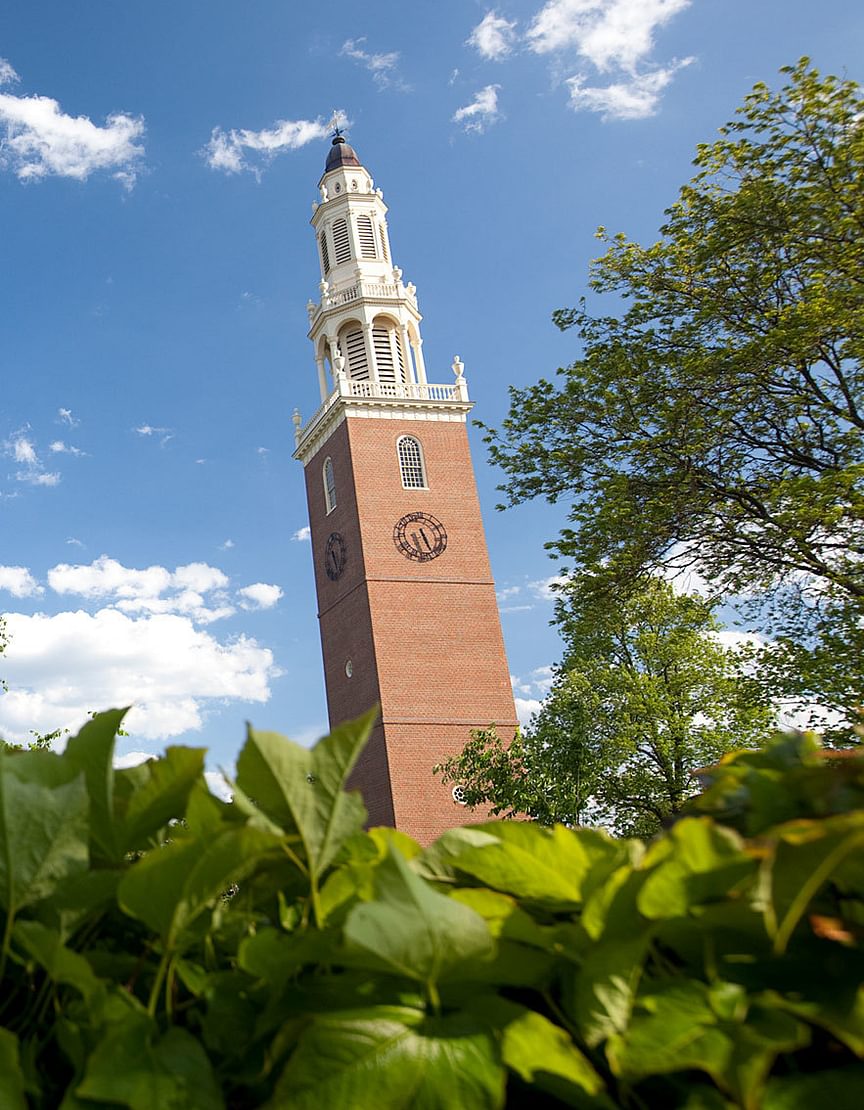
438 578 771 837
483 60 864 735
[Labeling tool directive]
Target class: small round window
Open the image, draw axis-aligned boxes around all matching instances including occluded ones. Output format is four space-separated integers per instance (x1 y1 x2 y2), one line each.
452 785 468 806
345 659 353 678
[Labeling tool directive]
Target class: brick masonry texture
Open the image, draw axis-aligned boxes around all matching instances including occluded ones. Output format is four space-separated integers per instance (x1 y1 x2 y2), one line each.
303 411 518 844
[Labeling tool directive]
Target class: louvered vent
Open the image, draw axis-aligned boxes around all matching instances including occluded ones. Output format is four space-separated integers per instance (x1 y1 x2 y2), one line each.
319 232 330 275
380 226 389 261
332 218 351 264
344 330 368 380
373 328 397 383
357 214 377 259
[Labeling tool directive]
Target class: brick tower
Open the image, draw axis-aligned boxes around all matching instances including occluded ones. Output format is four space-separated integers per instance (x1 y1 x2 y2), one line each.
293 132 517 844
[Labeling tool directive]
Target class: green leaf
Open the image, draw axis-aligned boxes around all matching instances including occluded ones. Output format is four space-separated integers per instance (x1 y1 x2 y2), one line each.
637 818 754 919
114 745 207 854
343 849 493 988
762 1066 864 1109
483 1000 609 1106
760 812 864 953
77 1015 224 1109
14 920 106 1010
118 824 279 950
0 758 89 920
266 1006 505 1110
432 822 625 910
63 708 128 862
236 709 374 882
607 981 808 1108
0 1027 27 1110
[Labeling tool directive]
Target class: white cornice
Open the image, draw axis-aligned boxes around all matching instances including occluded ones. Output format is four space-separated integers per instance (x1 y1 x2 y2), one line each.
293 392 472 465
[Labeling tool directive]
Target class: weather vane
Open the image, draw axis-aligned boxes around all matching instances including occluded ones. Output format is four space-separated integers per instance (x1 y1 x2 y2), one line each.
328 112 345 140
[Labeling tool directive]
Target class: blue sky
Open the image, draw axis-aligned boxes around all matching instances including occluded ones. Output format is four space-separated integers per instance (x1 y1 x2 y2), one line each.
0 1 861 769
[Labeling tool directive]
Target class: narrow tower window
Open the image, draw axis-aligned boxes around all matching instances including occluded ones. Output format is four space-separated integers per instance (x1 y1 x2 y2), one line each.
319 231 331 275
332 218 351 264
323 457 337 513
397 435 427 489
356 213 377 259
380 225 389 262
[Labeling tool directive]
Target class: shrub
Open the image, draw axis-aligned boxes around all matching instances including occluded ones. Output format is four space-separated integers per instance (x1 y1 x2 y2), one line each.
0 710 862 1107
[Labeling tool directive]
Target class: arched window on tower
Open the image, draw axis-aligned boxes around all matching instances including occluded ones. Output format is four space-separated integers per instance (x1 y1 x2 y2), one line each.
356 213 376 259
332 218 351 264
323 457 337 513
397 435 427 489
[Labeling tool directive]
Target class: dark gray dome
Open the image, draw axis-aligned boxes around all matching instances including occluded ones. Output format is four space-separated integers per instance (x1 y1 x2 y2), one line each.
325 135 361 173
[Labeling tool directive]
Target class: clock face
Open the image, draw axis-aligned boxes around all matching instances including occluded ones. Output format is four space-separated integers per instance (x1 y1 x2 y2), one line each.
324 532 347 580
393 512 447 562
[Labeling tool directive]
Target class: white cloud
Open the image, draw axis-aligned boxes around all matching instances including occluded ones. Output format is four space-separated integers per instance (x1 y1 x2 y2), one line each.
205 770 233 802
113 750 153 769
526 0 691 71
57 408 78 426
49 440 84 456
0 83 144 184
204 110 347 176
468 12 518 60
17 470 60 487
238 583 283 610
0 58 20 87
515 697 543 727
292 526 311 543
452 85 502 133
0 609 275 742
220 539 235 550
529 574 568 601
47 556 235 624
134 424 173 447
66 537 84 547
4 433 61 487
7 433 36 465
340 39 408 91
567 58 693 119
0 565 43 598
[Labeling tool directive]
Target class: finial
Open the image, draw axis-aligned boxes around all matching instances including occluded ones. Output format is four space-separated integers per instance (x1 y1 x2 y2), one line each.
452 356 465 379
292 409 302 445
331 117 347 145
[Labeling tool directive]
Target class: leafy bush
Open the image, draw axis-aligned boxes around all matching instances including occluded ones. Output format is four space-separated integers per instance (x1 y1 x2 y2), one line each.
0 710 862 1108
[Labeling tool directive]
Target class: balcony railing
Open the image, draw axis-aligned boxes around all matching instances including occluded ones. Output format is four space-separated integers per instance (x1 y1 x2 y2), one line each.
294 372 471 449
340 378 466 402
307 279 418 325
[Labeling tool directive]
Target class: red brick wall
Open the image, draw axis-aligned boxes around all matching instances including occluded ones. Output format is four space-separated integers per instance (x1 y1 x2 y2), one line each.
303 410 518 844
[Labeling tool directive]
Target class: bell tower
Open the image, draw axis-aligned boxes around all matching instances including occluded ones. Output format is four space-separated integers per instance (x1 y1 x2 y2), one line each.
293 132 517 844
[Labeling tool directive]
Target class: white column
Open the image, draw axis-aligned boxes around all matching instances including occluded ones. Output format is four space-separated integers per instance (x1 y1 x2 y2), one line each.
315 357 328 402
414 338 428 385
399 324 413 384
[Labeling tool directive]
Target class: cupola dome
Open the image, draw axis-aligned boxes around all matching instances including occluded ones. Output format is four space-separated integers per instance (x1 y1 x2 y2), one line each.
325 133 362 173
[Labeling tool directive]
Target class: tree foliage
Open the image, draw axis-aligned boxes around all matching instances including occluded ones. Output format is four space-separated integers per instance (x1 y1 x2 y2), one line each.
0 709 863 1106
437 579 771 836
483 60 864 729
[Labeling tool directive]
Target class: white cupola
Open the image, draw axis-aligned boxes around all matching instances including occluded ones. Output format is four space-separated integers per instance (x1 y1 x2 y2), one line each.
295 131 471 459
305 131 451 405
